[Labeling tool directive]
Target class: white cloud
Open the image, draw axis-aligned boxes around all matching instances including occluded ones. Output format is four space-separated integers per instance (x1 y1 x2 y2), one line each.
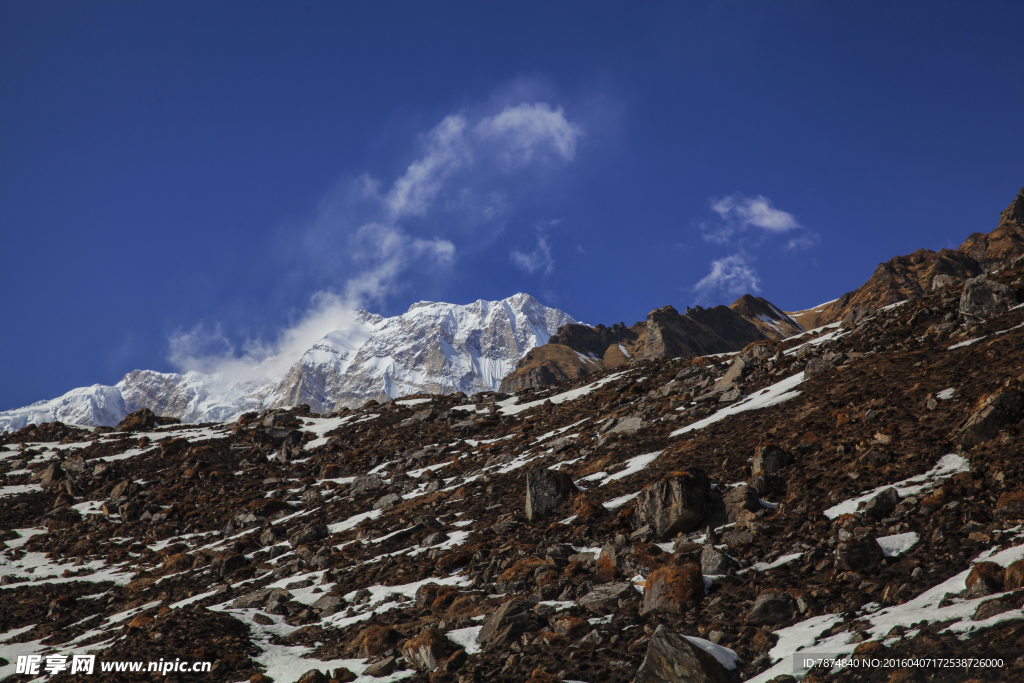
384 102 582 220
700 193 802 246
710 194 799 232
784 231 820 251
475 102 582 169
169 292 365 385
511 222 558 276
510 235 554 276
386 115 471 220
344 223 455 304
693 253 761 303
169 98 581 383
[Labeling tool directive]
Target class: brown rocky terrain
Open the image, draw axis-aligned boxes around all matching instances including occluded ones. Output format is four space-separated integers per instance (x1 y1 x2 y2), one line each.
796 188 1024 330
500 298 793 394
2 192 1024 683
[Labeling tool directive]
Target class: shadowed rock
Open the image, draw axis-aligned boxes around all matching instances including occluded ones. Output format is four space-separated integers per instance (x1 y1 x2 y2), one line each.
635 469 713 540
633 624 729 683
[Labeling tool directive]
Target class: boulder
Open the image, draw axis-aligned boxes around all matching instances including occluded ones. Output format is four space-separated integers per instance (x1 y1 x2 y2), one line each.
751 443 789 476
525 469 577 522
349 474 385 495
863 487 901 520
232 588 274 609
289 524 329 548
632 624 729 683
835 536 884 573
640 563 704 615
974 599 1014 621
361 656 396 677
700 547 737 576
747 591 797 625
401 627 459 671
716 483 765 528
263 412 297 428
295 670 328 683
965 562 1005 598
312 594 345 615
115 407 175 432
959 276 1018 319
634 469 713 540
995 490 1024 523
38 462 64 488
373 493 403 510
476 600 540 650
957 390 1024 447
602 416 647 436
804 358 837 376
576 582 636 615
713 357 746 391
1004 558 1024 590
358 625 402 658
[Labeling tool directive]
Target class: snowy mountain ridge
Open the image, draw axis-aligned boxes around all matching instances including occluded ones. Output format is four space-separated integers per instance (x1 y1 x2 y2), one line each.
0 293 575 432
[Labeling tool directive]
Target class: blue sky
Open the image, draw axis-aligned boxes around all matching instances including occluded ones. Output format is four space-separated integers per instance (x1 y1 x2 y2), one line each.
2 1 1023 410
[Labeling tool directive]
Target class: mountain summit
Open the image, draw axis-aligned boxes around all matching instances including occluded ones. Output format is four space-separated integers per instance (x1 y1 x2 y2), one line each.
0 293 575 432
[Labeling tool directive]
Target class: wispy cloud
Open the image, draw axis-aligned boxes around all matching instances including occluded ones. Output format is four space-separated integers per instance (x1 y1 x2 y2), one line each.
169 98 583 382
693 253 761 303
475 102 581 169
711 194 799 231
701 194 800 245
511 220 559 276
690 192 817 305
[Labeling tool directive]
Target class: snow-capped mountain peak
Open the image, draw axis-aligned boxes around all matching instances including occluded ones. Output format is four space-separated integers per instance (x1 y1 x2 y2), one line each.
0 294 575 432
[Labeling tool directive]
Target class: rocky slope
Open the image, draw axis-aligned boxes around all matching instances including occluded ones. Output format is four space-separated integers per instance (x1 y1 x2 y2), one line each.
0 294 575 433
798 188 1024 329
3 219 1024 682
499 296 798 394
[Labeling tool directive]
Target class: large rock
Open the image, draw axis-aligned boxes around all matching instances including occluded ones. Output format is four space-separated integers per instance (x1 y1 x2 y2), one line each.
640 563 704 615
713 357 746 391
700 547 737 576
863 487 901 520
635 469 713 540
525 469 577 522
835 536 885 573
965 561 1005 598
957 390 1024 447
231 587 273 609
576 582 636 615
358 625 402 657
1005 558 1024 590
747 591 797 625
700 486 743 531
289 524 330 548
295 670 328 683
312 594 345 616
115 407 176 432
959 276 1018 319
38 462 64 488
401 626 459 671
751 443 789 476
350 474 385 495
476 600 540 650
632 624 729 683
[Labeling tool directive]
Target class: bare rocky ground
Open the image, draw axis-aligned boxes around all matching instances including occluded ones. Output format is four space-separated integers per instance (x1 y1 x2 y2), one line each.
2 264 1024 683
